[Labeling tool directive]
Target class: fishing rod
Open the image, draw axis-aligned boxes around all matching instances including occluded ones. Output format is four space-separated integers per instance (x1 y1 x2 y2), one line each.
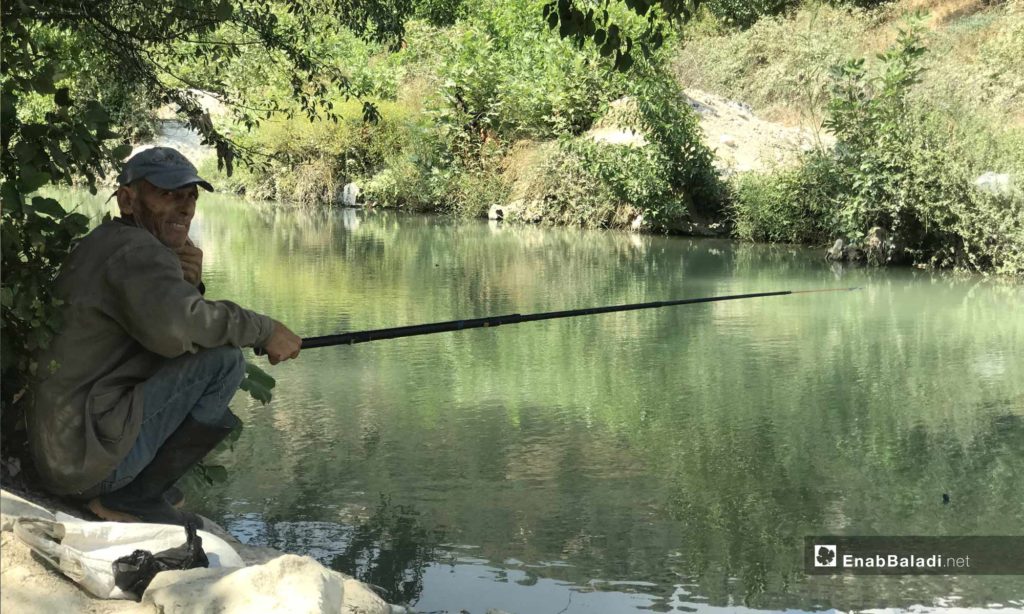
257 287 860 354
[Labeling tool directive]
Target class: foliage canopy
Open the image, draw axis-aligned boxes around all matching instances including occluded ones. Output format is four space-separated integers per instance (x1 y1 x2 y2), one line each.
0 0 415 447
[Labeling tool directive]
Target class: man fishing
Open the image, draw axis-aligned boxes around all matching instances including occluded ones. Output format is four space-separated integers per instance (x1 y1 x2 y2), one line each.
28 146 302 528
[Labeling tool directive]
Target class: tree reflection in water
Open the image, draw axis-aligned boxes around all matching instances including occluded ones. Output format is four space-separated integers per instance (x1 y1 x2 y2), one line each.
329 495 443 605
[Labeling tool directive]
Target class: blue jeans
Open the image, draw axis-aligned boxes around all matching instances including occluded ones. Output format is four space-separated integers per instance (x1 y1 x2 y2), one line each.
95 346 245 495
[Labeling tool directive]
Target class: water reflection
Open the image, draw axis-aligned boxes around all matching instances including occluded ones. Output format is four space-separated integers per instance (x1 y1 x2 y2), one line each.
55 188 1024 612
327 496 442 604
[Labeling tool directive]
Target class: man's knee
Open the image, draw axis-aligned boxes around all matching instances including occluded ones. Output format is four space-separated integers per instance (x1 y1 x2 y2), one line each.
188 346 245 426
201 346 245 385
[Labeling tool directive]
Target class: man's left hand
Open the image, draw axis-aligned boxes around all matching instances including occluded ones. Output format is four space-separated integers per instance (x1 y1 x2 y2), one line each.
176 239 203 287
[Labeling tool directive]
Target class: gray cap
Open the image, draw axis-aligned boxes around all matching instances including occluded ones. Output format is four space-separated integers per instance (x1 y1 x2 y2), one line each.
116 147 213 191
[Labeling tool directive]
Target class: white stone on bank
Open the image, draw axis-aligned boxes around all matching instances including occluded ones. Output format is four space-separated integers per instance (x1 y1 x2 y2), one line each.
1 489 402 614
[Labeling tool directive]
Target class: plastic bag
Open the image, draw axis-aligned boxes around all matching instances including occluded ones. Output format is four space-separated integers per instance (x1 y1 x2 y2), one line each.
113 521 209 599
13 512 243 600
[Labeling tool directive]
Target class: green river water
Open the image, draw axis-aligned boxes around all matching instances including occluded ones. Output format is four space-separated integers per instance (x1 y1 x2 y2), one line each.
63 189 1024 613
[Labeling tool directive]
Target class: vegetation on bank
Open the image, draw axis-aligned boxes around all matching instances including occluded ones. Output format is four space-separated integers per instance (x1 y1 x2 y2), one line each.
0 0 423 465
0 0 706 470
201 1 727 230
198 0 1023 276
2 0 1022 469
677 0 1024 275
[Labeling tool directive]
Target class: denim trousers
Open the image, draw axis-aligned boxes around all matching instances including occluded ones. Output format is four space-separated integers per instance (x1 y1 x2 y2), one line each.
95 346 245 495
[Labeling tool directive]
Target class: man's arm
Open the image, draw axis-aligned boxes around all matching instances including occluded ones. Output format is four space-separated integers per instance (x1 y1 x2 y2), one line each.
103 243 277 357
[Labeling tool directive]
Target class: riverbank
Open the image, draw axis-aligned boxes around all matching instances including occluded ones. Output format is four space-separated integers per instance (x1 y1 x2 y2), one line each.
186 0 1021 277
0 486 404 613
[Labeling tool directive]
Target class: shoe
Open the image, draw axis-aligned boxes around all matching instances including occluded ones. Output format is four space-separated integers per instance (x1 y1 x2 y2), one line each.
88 413 239 527
164 486 185 508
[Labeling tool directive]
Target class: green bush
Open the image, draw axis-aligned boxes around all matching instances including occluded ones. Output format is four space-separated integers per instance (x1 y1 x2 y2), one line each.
729 20 1024 276
526 58 725 231
204 100 418 205
705 0 800 30
730 154 842 244
702 0 890 31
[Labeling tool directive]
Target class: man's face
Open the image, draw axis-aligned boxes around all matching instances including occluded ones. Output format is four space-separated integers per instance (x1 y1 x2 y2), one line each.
117 180 198 248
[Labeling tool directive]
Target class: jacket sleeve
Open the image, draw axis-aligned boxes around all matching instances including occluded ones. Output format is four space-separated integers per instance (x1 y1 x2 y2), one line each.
103 243 275 358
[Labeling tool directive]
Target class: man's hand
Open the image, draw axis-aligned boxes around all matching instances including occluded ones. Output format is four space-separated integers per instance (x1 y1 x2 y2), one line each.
263 320 302 365
176 238 203 287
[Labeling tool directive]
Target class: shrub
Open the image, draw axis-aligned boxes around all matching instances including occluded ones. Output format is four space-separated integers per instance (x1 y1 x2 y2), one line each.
730 154 842 244
526 58 726 231
729 19 1024 276
705 0 800 30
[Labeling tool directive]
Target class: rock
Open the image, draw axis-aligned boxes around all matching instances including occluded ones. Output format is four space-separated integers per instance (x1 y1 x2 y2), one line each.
719 134 738 148
865 226 892 265
825 238 845 261
589 127 648 147
143 554 395 614
630 214 644 231
974 172 1014 197
341 183 361 207
1 489 406 614
488 204 505 221
587 97 649 147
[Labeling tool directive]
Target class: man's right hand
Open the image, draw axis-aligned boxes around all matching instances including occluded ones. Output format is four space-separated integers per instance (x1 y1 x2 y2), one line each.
263 320 302 365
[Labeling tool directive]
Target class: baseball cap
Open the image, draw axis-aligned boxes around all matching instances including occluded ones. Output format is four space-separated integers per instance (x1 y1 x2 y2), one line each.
116 147 214 191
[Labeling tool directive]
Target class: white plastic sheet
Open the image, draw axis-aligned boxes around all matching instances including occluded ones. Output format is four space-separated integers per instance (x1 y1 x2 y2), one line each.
14 512 243 600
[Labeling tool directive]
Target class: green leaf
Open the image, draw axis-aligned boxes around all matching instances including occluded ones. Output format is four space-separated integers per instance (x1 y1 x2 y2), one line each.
111 143 133 159
0 288 13 308
204 464 229 483
54 88 72 107
216 0 233 20
21 169 52 193
244 361 276 389
31 197 65 218
33 74 56 94
83 101 109 124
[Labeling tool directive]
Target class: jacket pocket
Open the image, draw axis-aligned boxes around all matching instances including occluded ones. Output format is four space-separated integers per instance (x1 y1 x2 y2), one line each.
89 390 131 443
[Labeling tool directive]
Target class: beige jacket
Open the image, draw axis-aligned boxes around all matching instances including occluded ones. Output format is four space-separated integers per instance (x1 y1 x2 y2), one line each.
29 219 274 495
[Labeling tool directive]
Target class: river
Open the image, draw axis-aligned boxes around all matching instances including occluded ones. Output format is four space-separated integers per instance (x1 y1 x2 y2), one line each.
58 188 1024 613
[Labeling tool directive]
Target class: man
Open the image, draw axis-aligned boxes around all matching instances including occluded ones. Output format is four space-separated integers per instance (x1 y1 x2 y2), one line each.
28 147 302 527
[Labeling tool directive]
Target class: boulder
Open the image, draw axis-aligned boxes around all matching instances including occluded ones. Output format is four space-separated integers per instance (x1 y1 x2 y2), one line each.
825 238 845 261
865 226 899 265
142 554 398 614
974 172 1014 197
341 183 361 207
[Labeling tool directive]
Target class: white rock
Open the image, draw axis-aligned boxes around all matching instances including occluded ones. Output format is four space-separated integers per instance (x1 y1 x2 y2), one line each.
143 554 392 614
589 127 648 147
341 183 361 207
974 172 1014 197
488 204 506 220
719 134 738 148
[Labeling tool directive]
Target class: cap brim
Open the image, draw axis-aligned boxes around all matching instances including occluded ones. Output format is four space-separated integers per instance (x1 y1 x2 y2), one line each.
145 170 214 192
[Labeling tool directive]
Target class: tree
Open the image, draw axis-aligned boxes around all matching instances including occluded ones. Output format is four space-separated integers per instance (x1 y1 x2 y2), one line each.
0 0 704 461
0 0 414 456
540 0 703 71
